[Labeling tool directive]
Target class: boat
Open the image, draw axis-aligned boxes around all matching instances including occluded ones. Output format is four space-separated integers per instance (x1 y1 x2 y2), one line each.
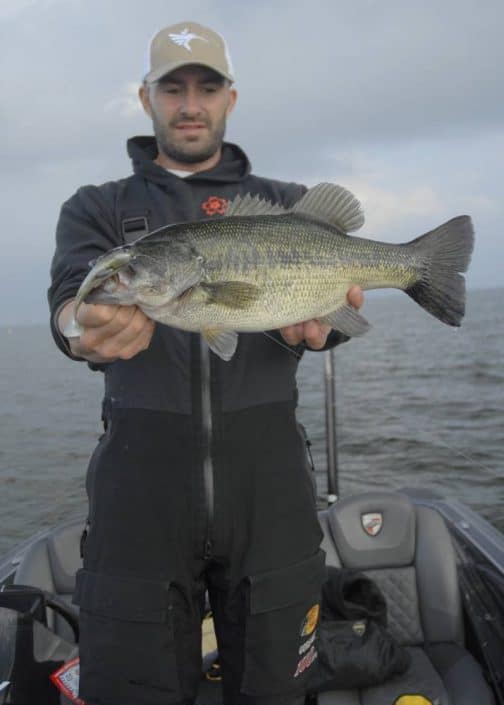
1 351 503 704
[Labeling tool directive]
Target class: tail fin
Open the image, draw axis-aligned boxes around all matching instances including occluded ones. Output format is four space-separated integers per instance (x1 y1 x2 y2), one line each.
405 215 474 326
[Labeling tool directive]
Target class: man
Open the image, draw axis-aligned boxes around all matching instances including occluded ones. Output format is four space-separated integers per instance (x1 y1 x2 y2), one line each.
49 21 363 705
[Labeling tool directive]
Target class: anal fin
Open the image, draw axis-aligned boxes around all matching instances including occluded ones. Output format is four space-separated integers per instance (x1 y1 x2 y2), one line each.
202 328 239 361
320 304 371 337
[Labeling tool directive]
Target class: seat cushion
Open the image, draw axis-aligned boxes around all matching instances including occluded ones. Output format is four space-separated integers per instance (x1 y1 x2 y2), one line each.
55 592 79 644
426 643 495 705
360 647 449 705
319 647 449 704
316 644 495 705
14 520 83 641
325 492 416 569
317 493 494 704
365 567 424 645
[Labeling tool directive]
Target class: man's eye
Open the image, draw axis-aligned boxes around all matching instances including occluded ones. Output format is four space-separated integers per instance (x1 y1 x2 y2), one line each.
203 85 218 93
161 87 179 95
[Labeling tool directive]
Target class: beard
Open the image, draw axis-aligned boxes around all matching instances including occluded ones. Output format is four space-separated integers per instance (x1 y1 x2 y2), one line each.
153 112 227 165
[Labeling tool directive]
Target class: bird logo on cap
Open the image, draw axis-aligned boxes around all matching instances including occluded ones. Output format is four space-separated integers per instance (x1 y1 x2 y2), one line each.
168 28 207 52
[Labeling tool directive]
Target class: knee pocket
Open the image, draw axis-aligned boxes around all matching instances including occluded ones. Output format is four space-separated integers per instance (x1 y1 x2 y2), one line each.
242 550 325 697
73 570 185 705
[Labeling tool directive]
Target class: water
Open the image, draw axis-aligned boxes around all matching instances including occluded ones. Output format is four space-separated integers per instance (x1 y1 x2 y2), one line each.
1 288 503 555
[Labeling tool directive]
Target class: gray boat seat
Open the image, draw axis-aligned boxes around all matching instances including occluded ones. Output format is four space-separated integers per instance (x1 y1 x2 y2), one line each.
14 518 83 643
318 491 495 705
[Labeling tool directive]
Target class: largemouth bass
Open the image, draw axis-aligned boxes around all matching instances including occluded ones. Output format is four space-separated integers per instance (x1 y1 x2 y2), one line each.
65 183 474 360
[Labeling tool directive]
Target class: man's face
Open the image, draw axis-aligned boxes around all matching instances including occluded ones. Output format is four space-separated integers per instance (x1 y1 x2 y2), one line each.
141 65 237 165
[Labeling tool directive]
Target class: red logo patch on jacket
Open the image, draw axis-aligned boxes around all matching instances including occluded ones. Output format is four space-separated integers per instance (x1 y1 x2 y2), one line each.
201 196 229 216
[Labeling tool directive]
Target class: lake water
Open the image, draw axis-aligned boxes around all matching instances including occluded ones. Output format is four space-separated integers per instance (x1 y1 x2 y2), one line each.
1 288 502 555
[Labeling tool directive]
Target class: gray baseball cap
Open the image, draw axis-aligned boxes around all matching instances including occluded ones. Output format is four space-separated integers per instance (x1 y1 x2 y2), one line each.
144 21 235 84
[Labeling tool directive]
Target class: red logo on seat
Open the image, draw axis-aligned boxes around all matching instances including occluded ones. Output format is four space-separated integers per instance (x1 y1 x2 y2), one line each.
201 196 229 216
361 512 383 536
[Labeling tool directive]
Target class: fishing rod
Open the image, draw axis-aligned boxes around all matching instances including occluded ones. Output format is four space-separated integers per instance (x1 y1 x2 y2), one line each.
324 349 339 505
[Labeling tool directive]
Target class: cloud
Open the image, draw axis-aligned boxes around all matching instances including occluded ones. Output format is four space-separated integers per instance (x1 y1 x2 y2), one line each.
463 194 500 216
0 0 77 21
0 0 34 20
4 0 504 165
232 0 504 146
302 152 444 232
347 183 443 232
1 0 503 323
104 83 144 118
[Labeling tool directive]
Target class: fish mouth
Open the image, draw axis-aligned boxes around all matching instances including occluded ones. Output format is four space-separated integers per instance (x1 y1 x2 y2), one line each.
74 250 132 316
84 274 125 304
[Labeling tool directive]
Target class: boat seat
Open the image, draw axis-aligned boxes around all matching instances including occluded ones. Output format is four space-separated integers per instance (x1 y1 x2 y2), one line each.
14 518 83 644
318 491 495 705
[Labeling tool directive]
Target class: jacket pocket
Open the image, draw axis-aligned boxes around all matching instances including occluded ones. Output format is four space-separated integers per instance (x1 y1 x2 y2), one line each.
73 569 182 704
241 550 326 696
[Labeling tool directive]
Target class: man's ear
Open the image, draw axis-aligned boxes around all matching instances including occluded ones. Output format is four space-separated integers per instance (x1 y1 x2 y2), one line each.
139 83 153 117
226 87 238 117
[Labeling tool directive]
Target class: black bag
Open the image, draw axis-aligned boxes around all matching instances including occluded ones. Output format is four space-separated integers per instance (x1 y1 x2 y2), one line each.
308 567 411 693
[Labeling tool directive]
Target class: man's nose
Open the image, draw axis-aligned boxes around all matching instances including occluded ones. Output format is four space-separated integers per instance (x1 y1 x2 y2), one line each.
180 89 202 117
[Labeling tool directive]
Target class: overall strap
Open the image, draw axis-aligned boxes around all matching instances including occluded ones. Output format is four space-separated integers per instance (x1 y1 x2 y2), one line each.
116 176 151 244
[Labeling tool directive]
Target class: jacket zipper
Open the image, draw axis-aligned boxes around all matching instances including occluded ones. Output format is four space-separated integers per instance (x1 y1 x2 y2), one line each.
200 336 214 559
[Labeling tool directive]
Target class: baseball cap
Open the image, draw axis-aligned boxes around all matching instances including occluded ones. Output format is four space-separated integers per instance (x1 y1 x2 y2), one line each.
144 21 235 84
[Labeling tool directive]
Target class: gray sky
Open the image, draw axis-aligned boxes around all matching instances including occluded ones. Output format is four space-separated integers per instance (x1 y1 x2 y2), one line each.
1 0 503 325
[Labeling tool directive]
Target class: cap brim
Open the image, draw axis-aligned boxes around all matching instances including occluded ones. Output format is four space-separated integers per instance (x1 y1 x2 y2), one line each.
144 60 234 84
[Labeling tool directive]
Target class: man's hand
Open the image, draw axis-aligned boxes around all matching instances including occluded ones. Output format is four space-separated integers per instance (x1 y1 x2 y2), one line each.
279 286 364 350
58 300 155 363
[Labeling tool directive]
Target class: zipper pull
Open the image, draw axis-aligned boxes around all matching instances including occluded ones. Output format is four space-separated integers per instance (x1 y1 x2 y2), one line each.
204 539 213 560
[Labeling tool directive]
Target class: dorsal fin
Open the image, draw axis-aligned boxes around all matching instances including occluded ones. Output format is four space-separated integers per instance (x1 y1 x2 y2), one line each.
224 184 365 232
291 183 365 232
225 193 288 217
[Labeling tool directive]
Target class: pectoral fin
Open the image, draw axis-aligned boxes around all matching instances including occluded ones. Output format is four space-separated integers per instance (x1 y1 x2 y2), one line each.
320 305 371 337
201 281 261 309
202 328 239 361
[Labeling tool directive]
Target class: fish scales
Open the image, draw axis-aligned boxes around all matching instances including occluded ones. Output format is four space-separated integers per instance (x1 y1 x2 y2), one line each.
136 214 422 330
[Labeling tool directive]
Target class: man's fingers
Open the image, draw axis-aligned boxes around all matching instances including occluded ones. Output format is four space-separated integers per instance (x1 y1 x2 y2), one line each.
280 321 331 349
76 304 155 361
110 313 155 359
84 305 140 342
304 321 331 349
347 286 364 310
79 306 134 350
280 323 304 345
75 303 121 328
116 320 156 360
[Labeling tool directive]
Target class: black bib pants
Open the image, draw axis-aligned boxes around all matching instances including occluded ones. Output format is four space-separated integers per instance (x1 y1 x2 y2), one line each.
74 404 324 705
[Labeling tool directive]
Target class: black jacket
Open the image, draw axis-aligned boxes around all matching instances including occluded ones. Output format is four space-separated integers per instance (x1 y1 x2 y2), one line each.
48 135 350 578
48 136 347 415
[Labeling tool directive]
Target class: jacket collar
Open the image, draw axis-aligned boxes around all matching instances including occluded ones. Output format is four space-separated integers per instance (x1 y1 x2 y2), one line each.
127 136 252 186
